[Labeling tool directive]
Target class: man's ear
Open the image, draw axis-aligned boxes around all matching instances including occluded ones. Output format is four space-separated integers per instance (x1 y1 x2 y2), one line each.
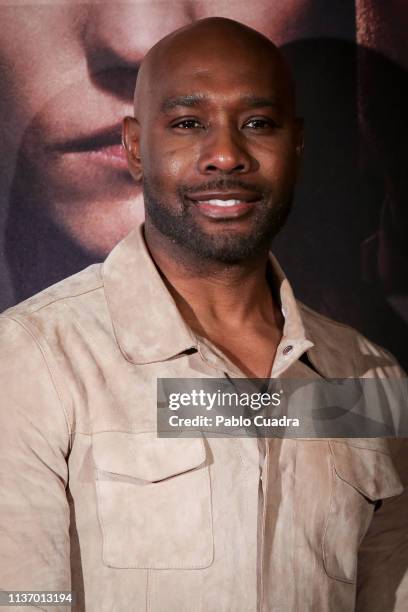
122 116 142 182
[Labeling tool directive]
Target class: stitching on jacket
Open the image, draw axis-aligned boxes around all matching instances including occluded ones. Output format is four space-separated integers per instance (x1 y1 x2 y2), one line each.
322 461 357 584
1 315 72 437
146 569 150 612
100 262 135 364
94 437 214 570
329 440 390 455
8 278 104 317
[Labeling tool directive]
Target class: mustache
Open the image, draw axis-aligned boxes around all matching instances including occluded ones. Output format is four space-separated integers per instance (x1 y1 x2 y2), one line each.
180 178 265 196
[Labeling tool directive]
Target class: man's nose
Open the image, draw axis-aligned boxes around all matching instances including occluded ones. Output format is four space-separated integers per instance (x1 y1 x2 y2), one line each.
82 3 195 102
197 126 254 175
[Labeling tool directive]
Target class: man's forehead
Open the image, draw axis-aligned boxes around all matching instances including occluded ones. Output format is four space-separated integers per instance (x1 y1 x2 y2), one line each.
134 17 294 116
148 42 281 83
145 62 286 107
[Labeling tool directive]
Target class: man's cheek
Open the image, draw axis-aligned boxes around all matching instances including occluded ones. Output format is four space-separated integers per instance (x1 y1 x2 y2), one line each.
262 157 291 185
149 156 188 188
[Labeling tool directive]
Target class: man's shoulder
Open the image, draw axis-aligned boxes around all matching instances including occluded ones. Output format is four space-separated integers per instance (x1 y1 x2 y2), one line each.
0 263 105 337
298 301 403 377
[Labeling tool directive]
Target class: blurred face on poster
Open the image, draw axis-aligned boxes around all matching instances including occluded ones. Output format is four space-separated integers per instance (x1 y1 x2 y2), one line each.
356 0 408 308
0 0 335 258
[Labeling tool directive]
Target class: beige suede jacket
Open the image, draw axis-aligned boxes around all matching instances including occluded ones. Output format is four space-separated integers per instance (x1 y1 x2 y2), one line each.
0 225 407 612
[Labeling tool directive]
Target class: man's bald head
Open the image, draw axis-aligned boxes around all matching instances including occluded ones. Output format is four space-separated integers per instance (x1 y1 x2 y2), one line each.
134 17 296 119
123 17 303 267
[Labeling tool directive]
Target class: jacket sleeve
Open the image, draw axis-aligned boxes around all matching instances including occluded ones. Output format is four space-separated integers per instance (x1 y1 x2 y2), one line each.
356 436 408 611
0 316 72 606
355 336 408 611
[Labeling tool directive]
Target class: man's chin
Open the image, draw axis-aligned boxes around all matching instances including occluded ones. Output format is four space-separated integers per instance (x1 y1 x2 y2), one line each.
177 227 273 264
143 185 292 263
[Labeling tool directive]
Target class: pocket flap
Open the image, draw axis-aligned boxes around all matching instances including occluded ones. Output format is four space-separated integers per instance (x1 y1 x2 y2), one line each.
329 441 403 501
92 431 206 482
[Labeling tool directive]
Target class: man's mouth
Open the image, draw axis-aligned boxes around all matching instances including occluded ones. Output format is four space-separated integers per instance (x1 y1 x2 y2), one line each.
186 191 261 219
202 198 245 207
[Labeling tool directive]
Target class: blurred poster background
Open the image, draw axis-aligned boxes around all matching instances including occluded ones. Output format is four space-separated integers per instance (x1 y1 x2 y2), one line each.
0 1 407 367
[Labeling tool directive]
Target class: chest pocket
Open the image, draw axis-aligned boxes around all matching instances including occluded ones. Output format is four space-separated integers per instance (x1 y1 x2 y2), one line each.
92 431 214 569
323 440 403 583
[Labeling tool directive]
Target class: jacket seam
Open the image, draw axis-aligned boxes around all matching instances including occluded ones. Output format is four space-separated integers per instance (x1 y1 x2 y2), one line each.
1 315 72 437
329 440 390 455
146 569 150 612
100 260 135 364
322 462 356 584
9 282 103 317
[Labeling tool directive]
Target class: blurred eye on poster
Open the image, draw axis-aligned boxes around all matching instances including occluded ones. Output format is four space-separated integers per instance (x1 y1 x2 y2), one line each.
0 0 406 367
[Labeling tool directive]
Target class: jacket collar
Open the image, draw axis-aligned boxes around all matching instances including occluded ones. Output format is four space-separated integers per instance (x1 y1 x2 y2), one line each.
102 224 324 375
102 225 197 364
268 253 309 341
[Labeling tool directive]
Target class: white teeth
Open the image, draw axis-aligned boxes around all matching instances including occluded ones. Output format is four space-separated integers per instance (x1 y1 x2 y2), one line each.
202 199 241 207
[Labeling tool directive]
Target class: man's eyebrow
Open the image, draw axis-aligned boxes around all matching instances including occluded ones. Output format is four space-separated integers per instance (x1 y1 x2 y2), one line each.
159 94 281 114
240 95 280 109
160 94 207 113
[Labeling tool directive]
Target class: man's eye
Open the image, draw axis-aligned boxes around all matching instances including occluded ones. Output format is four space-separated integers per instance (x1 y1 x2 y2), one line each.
244 118 277 130
172 119 203 129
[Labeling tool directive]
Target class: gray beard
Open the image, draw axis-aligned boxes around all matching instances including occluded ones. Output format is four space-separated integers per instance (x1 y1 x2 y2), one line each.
143 177 293 265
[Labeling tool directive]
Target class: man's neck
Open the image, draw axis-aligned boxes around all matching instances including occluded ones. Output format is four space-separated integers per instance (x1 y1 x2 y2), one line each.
143 223 284 343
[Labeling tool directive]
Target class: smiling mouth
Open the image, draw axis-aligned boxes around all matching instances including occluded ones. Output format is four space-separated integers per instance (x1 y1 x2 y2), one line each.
200 198 247 207
186 191 261 219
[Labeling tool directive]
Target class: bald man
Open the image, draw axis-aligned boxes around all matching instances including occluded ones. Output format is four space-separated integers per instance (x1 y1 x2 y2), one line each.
0 18 407 612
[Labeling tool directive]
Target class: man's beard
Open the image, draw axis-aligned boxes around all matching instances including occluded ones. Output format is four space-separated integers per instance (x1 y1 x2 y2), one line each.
143 176 293 264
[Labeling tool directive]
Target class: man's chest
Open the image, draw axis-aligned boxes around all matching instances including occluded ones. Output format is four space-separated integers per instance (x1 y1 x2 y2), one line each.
67 422 399 612
193 329 282 379
59 327 402 610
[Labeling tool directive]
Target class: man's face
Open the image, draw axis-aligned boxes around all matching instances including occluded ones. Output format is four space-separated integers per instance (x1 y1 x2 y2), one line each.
0 1 316 258
135 36 302 263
